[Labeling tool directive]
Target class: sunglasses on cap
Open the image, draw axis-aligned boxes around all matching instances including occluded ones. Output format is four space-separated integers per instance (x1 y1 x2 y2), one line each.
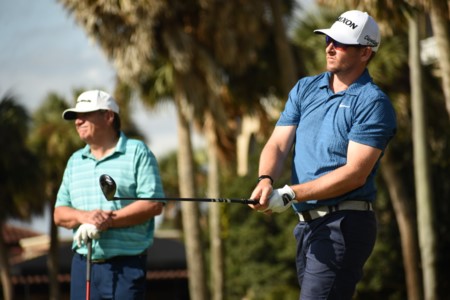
325 36 367 51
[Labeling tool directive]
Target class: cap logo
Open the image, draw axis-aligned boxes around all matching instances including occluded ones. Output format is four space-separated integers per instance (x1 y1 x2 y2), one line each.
364 35 379 46
78 99 92 103
337 16 358 30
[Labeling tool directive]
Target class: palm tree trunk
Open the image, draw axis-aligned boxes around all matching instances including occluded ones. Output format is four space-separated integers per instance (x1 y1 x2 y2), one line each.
380 151 423 300
268 0 298 95
174 76 209 300
48 202 60 300
429 0 450 119
205 111 224 300
409 12 438 300
0 223 13 300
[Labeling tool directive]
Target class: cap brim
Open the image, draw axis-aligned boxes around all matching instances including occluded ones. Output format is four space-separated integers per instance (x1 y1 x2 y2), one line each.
314 29 359 45
62 108 99 120
314 29 329 36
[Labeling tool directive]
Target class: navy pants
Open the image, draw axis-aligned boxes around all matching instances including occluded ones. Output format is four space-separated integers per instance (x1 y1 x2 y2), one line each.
70 253 147 300
294 210 377 300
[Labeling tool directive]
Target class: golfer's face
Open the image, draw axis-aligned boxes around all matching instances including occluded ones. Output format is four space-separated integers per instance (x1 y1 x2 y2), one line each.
74 110 108 143
325 40 366 75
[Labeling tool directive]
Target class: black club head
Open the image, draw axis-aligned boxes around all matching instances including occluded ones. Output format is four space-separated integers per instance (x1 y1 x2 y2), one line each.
99 174 117 200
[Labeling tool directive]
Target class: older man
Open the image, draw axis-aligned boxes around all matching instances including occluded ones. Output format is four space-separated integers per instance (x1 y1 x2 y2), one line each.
54 90 165 300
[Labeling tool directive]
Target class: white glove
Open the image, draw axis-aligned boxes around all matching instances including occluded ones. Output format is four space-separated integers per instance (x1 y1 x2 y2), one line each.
265 185 296 213
74 224 100 247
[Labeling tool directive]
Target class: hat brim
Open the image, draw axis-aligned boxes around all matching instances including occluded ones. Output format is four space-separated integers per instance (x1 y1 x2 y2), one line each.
314 29 360 45
314 28 379 51
62 108 100 120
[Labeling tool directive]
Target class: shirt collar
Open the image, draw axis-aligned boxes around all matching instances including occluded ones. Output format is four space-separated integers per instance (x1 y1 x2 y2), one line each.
320 69 373 95
346 69 372 95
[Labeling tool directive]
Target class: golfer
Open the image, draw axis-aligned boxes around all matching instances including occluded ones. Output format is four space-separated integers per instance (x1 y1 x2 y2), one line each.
249 10 397 299
54 90 165 299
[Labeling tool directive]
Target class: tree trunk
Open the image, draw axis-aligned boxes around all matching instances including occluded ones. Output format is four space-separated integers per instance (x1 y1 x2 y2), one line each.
48 202 60 300
205 111 224 300
429 0 450 119
174 77 209 300
0 223 13 300
380 151 423 300
409 12 438 300
268 0 298 95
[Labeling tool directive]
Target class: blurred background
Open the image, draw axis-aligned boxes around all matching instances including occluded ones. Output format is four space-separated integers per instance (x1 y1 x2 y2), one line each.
1 0 449 299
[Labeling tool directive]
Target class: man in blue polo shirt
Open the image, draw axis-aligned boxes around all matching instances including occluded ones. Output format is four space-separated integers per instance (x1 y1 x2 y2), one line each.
54 90 165 299
249 10 396 299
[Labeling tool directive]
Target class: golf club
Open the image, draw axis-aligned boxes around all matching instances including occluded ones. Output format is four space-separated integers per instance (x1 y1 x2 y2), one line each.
99 174 258 205
86 238 92 300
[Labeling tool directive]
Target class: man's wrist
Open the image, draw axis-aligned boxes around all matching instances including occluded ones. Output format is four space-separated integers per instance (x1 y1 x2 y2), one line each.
258 175 273 185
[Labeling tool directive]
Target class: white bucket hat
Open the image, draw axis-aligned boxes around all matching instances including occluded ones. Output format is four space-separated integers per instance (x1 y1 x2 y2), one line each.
62 90 119 120
314 10 381 52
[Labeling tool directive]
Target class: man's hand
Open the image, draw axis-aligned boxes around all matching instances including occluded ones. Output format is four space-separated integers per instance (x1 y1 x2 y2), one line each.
74 224 100 247
264 185 296 213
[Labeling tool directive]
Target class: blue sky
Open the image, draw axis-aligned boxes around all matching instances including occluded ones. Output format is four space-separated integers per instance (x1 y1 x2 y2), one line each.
0 0 188 158
0 0 183 236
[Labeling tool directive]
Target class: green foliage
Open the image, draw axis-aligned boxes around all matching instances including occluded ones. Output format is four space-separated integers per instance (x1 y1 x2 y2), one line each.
29 93 83 175
0 93 46 221
218 144 299 299
355 181 407 300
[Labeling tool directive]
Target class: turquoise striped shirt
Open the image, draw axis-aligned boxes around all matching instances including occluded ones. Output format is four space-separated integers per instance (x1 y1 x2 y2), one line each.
56 132 165 260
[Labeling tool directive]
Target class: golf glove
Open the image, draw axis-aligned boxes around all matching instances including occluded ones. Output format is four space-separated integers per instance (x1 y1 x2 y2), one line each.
74 224 100 247
265 185 296 213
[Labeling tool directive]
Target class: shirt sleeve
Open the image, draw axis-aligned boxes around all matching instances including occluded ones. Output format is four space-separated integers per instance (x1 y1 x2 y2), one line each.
55 157 73 207
349 94 397 150
277 80 303 126
134 142 165 199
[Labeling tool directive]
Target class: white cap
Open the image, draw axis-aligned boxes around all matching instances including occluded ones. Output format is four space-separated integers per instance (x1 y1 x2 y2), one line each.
62 90 119 120
314 10 380 52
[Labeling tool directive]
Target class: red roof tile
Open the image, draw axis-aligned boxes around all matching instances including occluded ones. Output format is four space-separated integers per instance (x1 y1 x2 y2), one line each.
3 224 41 245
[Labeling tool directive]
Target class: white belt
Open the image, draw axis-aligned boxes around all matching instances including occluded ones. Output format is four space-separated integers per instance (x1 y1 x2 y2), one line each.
297 200 373 222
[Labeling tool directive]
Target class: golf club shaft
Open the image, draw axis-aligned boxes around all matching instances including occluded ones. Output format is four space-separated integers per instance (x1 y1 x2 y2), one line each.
86 239 92 300
111 196 258 205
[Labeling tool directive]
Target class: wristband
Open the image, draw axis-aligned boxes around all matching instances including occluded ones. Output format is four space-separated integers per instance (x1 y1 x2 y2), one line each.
258 175 273 185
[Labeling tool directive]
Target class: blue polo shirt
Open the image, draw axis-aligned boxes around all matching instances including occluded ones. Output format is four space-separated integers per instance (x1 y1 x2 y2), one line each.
56 132 165 259
277 70 396 212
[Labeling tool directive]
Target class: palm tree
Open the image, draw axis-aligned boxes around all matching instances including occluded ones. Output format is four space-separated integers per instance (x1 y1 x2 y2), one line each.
0 94 46 300
428 0 450 119
28 92 83 300
56 2 288 299
408 10 437 300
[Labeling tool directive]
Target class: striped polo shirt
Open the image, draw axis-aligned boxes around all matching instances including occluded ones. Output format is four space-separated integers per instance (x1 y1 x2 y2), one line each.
56 132 165 260
277 70 396 212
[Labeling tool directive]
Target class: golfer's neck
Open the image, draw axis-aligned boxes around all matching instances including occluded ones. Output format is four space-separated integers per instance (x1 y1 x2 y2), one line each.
89 135 119 159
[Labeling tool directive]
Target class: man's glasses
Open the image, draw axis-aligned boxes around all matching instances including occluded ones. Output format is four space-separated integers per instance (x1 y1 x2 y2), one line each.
325 36 366 51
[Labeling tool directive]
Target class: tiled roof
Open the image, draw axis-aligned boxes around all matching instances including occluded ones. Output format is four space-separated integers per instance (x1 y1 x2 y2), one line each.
12 269 188 285
10 237 187 284
2 224 41 245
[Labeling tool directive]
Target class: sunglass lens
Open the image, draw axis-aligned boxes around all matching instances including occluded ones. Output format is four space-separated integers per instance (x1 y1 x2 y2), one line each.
325 36 347 50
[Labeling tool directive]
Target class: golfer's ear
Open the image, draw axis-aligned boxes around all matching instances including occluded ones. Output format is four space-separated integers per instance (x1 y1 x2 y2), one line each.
361 47 373 62
105 110 115 124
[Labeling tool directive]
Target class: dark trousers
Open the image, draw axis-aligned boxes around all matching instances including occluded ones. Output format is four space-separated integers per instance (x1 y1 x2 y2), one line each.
71 252 147 300
294 210 377 300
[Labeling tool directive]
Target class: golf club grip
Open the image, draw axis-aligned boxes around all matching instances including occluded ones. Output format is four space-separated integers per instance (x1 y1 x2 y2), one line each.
111 197 258 205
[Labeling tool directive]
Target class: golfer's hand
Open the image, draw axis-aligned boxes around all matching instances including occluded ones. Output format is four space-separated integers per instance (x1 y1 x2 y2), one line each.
264 185 296 213
83 209 113 231
249 182 273 211
74 224 100 247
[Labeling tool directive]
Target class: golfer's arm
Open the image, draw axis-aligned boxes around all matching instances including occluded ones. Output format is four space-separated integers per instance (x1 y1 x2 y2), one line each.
291 141 382 202
109 201 164 228
259 125 296 180
54 206 85 229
